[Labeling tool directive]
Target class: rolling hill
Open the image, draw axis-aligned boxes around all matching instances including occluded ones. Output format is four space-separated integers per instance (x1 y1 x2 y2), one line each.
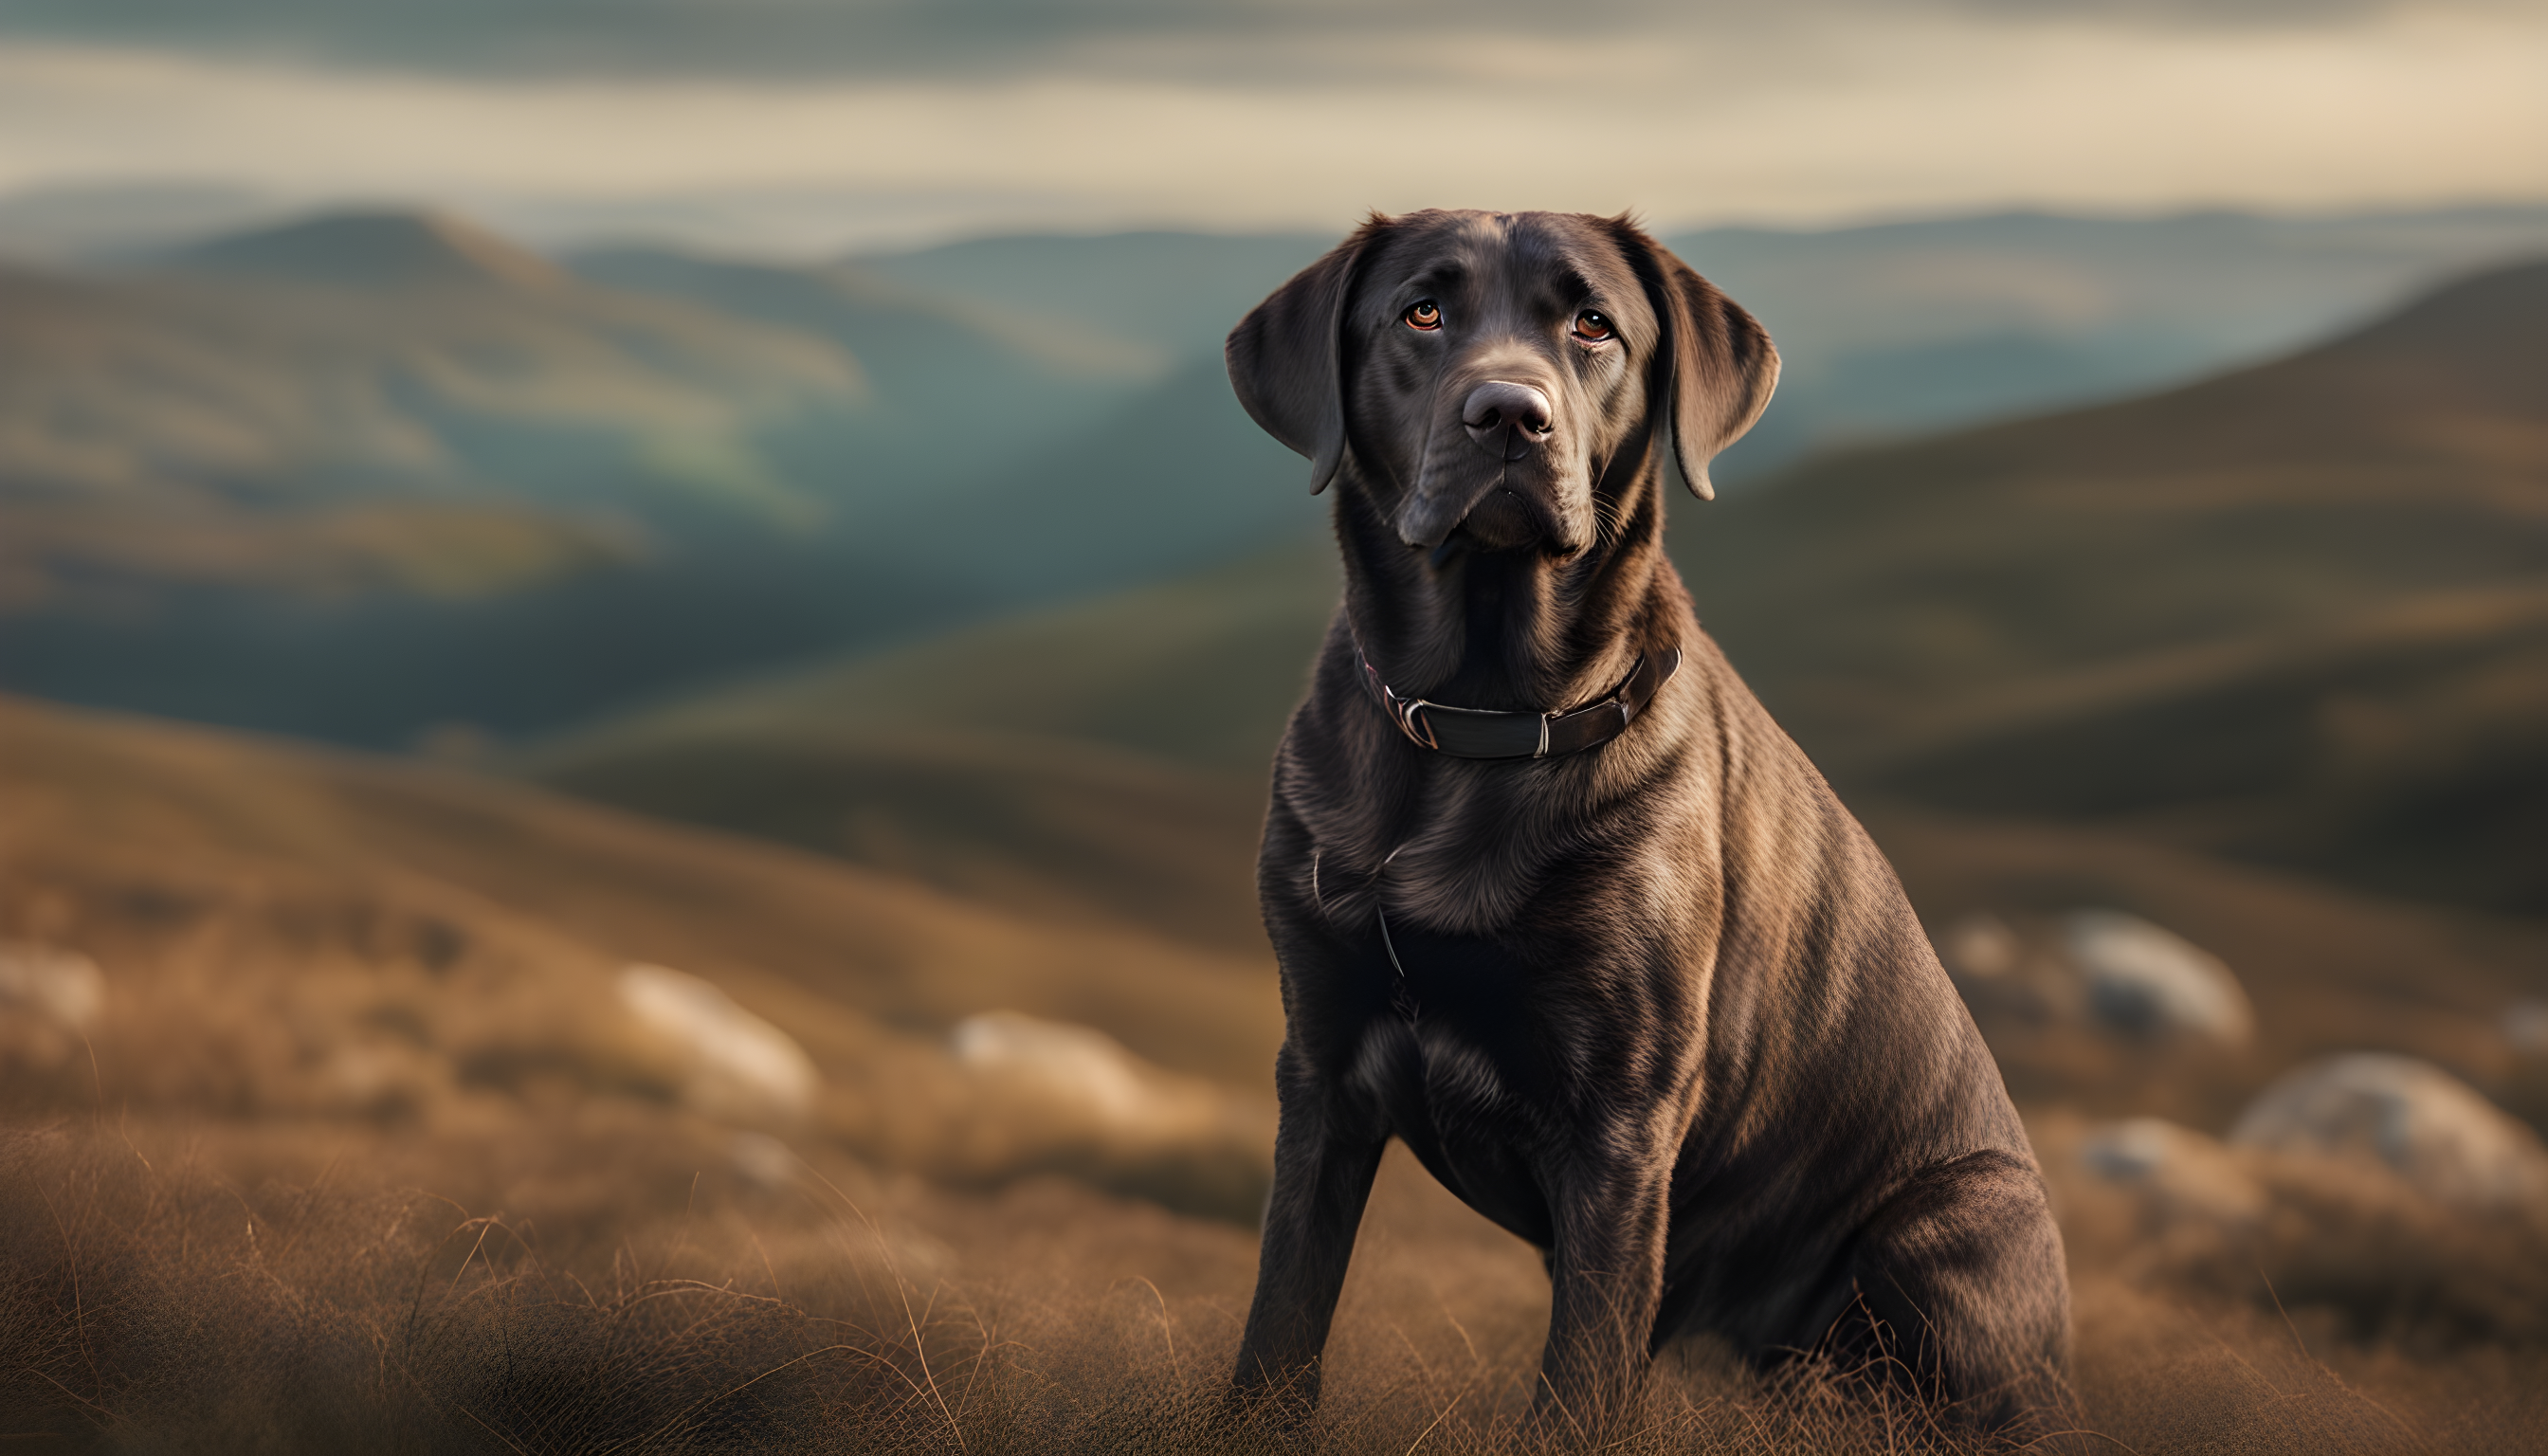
566 247 1329 606
1668 206 2548 474
0 691 1279 1082
0 213 853 596
0 689 1286 1219
1680 258 2548 917
522 540 1339 951
8 203 2548 755
563 244 1168 501
0 212 872 610
0 212 1191 743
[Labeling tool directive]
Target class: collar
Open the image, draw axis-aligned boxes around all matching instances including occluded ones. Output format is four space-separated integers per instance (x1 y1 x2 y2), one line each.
1355 642 1681 759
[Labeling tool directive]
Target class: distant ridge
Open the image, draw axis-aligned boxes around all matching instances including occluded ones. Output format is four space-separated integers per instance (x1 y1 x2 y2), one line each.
165 210 567 291
1681 254 2548 917
2339 258 2548 393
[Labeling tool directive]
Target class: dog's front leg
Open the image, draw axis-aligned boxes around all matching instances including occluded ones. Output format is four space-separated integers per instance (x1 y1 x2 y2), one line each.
1228 1040 1387 1424
1533 1155 1672 1442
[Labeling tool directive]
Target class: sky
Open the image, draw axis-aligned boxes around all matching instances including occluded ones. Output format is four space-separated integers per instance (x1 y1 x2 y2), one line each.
0 0 2542 250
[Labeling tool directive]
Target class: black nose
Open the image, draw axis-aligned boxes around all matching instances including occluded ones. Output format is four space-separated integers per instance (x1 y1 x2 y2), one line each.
1462 381 1554 461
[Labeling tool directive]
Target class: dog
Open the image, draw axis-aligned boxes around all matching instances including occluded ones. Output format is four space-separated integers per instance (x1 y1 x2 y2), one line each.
1222 209 2072 1442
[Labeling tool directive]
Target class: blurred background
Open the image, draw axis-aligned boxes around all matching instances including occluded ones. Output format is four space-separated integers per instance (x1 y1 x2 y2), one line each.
1 2 2545 1449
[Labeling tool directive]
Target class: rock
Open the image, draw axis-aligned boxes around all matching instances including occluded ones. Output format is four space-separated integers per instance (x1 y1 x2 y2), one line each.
1933 909 2251 1046
2080 1117 2267 1227
951 1010 1217 1145
1938 913 2021 981
0 940 104 1028
2230 1053 2548 1212
2503 1000 2548 1057
2062 910 2252 1044
615 963 818 1124
947 1010 1273 1221
727 1131 800 1189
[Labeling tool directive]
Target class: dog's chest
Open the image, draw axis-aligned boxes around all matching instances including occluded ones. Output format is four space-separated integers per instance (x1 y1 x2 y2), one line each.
1324 916 1588 1247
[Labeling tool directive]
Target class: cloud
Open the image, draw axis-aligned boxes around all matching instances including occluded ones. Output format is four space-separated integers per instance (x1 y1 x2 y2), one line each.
0 0 2513 82
0 1 2539 245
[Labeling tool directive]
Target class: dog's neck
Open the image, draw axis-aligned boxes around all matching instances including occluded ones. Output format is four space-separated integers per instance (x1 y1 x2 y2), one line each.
1333 455 1681 718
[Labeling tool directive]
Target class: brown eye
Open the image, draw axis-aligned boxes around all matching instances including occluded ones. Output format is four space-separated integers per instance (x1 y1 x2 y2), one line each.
1404 300 1441 331
1574 309 1613 341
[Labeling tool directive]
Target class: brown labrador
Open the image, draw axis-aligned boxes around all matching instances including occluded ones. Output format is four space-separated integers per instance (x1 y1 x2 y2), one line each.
1223 209 2073 1443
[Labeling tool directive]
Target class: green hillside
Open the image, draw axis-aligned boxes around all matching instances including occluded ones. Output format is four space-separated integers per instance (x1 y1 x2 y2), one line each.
1681 259 2548 916
855 228 1333 358
0 212 1195 743
564 245 1168 506
524 542 1338 950
0 215 862 602
1670 206 2548 474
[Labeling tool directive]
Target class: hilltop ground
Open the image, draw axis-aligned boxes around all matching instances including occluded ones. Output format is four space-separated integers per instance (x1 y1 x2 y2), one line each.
6 686 2547 1450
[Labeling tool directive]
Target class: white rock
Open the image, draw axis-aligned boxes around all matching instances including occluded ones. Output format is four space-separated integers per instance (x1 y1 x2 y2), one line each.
950 1009 1235 1153
2080 1116 2266 1226
953 1010 1152 1126
1938 913 2020 980
2062 910 2252 1044
2502 1000 2548 1057
616 963 818 1123
2230 1053 2548 1212
727 1131 800 1189
0 941 104 1028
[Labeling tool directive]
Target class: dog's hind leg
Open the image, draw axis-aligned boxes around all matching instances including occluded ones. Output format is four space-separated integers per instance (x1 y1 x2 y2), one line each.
1824 1148 2078 1445
1228 1042 1388 1425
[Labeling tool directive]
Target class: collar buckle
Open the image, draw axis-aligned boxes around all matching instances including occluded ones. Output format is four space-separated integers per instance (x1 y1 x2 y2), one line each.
1382 682 1440 750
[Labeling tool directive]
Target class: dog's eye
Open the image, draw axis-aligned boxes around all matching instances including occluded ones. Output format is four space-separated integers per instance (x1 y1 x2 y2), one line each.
1404 300 1442 331
1574 310 1614 342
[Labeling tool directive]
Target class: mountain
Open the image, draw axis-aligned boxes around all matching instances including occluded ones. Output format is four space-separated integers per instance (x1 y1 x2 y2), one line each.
1 213 865 570
854 228 1334 358
1667 206 2548 479
0 212 1196 745
165 209 573 291
0 215 887 742
561 247 1331 618
907 355 1330 605
1678 258 2548 917
0 179 285 262
564 245 1168 500
10 203 2548 755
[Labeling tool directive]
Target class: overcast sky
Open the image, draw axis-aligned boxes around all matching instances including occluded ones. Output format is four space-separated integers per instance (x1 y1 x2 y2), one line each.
1 0 2541 248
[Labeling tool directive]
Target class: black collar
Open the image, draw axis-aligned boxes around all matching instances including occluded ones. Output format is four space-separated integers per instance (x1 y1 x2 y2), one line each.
1355 642 1681 759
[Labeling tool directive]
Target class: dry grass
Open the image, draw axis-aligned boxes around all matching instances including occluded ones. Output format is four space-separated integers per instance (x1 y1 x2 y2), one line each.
1 1118 2541 1455
6 696 2545 1450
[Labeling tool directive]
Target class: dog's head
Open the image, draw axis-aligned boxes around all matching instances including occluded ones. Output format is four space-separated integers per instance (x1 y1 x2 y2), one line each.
1228 209 1778 559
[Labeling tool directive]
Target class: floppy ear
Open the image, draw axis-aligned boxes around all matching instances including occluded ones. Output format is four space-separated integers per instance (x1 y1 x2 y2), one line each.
1225 221 1380 495
1630 233 1780 501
